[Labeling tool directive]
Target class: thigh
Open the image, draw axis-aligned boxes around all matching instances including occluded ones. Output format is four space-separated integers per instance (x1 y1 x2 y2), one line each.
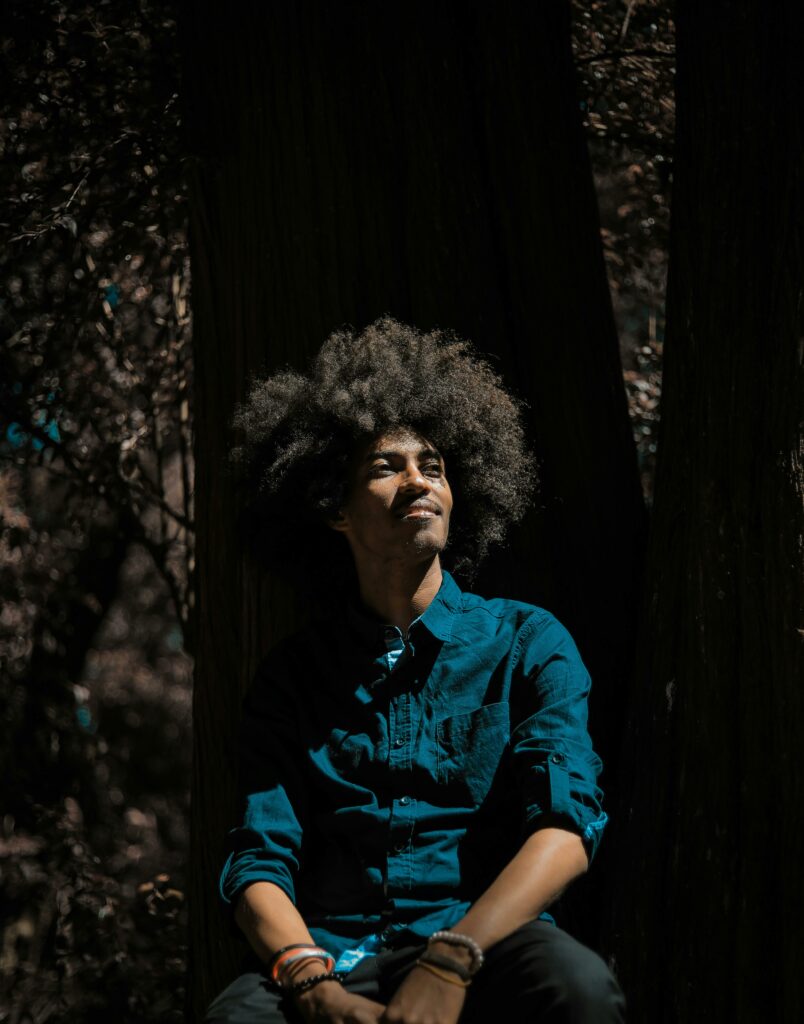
460 921 626 1024
204 969 293 1024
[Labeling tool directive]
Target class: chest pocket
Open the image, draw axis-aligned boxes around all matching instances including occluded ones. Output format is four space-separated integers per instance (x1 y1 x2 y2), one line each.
436 702 510 807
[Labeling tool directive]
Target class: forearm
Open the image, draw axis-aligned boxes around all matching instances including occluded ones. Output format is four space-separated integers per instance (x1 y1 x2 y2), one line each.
234 880 317 962
443 827 589 955
234 881 383 1019
380 828 588 1022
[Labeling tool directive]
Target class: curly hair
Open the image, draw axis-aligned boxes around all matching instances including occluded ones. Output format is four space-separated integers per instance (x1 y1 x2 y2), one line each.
229 317 537 596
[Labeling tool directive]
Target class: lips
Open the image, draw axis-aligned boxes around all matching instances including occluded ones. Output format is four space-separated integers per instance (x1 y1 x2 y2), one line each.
395 500 440 519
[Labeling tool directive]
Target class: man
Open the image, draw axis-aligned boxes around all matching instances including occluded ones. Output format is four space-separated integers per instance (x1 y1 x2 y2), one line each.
207 319 626 1023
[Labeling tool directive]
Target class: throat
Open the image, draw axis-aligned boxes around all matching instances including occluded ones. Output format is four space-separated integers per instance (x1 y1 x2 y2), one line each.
356 557 443 632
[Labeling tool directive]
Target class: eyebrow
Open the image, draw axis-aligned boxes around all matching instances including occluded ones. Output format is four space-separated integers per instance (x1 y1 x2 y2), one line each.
363 447 443 463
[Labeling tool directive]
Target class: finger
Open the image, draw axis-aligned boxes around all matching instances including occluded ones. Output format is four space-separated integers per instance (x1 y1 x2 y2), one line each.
348 1008 385 1024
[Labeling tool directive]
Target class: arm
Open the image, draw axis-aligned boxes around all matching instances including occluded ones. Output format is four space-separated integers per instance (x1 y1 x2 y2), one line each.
379 828 587 1024
225 659 387 1022
430 611 603 962
234 880 318 962
438 825 588 953
236 882 387 1022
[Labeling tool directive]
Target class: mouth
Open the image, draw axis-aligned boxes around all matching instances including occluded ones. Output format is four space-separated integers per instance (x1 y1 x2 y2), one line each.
395 501 440 520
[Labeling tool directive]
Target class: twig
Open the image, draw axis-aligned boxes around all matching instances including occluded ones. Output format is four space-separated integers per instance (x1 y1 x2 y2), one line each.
575 47 675 66
620 0 638 44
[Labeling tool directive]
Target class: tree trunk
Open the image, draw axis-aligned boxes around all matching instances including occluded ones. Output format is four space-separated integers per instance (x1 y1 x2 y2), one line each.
608 3 804 1020
183 3 645 1015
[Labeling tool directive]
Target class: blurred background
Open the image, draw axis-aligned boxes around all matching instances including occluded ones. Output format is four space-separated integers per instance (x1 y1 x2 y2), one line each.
1 2 672 1020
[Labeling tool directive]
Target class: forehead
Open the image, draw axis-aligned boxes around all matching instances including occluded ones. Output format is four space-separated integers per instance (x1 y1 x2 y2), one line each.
358 428 438 460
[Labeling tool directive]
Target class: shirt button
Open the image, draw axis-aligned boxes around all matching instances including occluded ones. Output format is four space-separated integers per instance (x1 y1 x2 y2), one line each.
394 738 404 748
399 796 410 805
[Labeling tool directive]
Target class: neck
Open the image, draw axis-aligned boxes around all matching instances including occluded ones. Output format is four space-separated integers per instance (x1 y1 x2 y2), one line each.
354 556 443 633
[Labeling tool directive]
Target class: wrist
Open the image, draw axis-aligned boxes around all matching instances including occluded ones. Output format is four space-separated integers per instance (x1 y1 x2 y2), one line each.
286 960 342 1005
427 939 474 969
292 977 343 1008
426 929 485 977
287 959 336 985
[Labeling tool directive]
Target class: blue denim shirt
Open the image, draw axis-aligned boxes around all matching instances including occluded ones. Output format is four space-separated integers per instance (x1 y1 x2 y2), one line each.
218 571 607 969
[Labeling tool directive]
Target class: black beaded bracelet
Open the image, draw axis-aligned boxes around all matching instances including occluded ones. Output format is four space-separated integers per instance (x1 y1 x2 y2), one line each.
283 970 340 996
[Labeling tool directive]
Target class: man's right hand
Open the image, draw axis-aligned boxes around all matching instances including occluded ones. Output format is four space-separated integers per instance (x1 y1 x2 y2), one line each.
293 980 386 1024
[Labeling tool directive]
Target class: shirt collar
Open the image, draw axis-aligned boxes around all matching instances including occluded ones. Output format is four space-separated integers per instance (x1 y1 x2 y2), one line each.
417 569 460 642
345 569 460 647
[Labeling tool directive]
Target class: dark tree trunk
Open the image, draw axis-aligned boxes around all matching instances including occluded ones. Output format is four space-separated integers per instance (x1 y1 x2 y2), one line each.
183 3 645 1016
607 3 804 1020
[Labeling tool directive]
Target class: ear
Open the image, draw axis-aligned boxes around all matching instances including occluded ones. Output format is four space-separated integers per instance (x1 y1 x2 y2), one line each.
328 509 350 533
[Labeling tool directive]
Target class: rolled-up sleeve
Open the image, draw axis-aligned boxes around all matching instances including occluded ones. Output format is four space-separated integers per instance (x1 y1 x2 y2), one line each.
509 612 608 862
218 657 308 910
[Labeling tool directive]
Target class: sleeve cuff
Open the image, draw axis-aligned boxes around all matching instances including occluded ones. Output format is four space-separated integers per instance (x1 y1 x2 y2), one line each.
218 848 297 908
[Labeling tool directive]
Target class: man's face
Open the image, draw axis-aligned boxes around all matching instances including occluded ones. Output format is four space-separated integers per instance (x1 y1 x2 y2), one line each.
331 428 453 568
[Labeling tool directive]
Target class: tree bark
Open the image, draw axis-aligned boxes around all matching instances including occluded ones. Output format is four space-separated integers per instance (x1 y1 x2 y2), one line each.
183 3 645 1015
607 3 804 1020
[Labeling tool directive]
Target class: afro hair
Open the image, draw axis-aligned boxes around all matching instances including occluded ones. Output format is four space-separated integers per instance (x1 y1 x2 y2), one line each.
229 317 537 596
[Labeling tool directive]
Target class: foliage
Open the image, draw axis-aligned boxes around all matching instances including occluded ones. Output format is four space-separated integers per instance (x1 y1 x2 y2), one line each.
0 0 193 634
1 550 191 1021
1 1 192 1020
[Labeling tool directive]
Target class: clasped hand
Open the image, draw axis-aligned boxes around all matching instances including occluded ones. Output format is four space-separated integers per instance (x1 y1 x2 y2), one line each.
294 964 467 1024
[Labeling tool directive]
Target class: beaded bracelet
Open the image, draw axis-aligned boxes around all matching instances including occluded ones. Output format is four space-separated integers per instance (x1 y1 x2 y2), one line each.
427 930 484 976
282 970 340 996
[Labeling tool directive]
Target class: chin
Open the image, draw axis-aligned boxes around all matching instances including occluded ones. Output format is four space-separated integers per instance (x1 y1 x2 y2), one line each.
407 531 448 559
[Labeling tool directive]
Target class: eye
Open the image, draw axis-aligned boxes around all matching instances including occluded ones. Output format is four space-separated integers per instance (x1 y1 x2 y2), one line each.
422 462 443 477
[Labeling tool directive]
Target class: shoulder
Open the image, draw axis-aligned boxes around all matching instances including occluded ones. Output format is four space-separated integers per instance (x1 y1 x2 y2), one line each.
454 586 584 670
451 585 552 644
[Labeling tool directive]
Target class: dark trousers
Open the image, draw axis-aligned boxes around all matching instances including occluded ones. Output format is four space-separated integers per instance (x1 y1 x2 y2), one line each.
205 921 626 1023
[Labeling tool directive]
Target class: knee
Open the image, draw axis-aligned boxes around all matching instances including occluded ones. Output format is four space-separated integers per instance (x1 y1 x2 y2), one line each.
205 993 245 1024
204 971 286 1024
545 950 625 1023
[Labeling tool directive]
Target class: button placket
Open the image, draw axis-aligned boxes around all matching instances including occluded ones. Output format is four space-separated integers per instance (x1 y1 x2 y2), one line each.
388 688 415 892
400 692 410 767
388 792 415 890
387 699 397 766
389 692 410 766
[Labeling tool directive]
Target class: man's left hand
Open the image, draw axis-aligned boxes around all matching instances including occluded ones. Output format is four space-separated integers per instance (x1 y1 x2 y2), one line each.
379 963 467 1024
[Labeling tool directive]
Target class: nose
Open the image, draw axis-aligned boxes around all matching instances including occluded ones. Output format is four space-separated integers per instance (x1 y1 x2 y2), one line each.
399 458 429 491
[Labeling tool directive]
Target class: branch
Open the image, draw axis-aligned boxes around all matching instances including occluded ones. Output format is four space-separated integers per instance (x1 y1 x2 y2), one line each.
574 47 675 66
620 0 638 44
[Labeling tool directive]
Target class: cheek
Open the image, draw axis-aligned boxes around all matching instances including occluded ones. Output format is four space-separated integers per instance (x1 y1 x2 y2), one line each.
350 487 394 526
